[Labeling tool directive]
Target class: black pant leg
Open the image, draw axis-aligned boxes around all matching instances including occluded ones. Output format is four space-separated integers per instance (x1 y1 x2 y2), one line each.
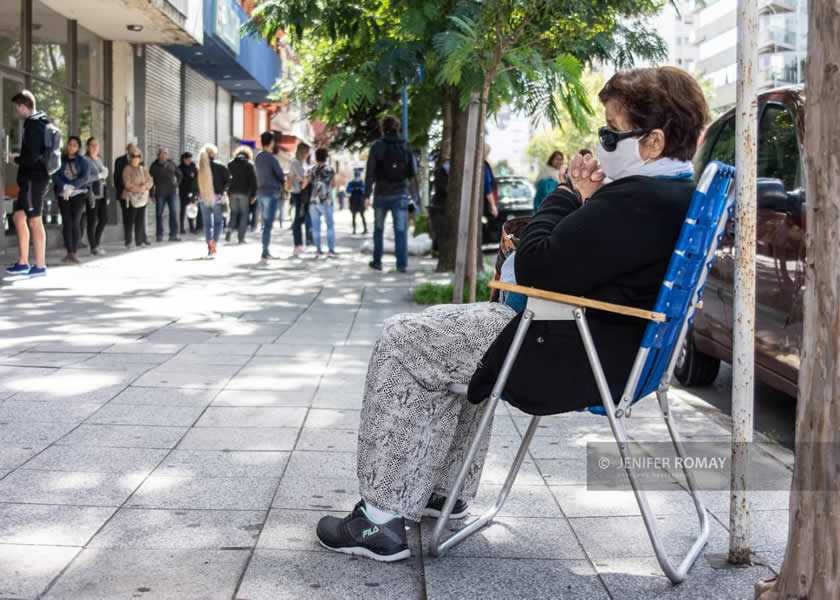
70 196 85 253
135 205 147 245
94 196 108 247
121 199 132 244
59 200 72 253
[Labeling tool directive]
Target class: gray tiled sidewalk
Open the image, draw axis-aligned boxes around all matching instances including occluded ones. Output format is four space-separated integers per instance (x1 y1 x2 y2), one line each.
0 211 790 599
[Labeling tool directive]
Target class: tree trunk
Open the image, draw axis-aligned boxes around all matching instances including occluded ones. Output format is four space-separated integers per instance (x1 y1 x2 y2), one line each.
440 99 453 164
755 3 840 598
437 97 468 272
466 90 489 302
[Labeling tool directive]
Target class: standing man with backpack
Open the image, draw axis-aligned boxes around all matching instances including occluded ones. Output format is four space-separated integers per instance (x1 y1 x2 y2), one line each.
346 168 367 235
254 131 285 263
308 147 337 258
5 90 58 277
364 115 415 273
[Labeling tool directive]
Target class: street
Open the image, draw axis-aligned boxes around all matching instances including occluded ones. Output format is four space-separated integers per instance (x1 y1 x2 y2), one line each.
0 212 791 599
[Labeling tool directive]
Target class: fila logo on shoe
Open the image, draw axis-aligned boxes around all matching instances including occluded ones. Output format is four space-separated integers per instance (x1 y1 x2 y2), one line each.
362 526 380 539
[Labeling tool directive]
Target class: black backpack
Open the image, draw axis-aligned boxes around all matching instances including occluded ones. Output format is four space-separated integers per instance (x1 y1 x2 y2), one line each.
379 139 414 182
348 180 364 199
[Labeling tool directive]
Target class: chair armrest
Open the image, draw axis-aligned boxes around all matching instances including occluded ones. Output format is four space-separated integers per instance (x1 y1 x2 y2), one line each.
489 280 665 322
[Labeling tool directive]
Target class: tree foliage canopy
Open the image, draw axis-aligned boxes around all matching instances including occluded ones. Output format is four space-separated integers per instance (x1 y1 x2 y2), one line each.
242 0 669 150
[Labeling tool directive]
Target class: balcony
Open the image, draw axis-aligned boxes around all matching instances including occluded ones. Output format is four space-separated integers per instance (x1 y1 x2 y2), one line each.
758 28 797 52
758 67 798 89
758 0 796 14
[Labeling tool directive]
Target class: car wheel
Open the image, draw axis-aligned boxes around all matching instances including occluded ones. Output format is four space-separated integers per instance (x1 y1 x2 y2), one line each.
674 330 721 387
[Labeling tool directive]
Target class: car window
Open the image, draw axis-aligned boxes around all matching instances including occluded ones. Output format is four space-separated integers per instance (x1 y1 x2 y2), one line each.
757 104 801 190
497 181 531 198
706 116 736 167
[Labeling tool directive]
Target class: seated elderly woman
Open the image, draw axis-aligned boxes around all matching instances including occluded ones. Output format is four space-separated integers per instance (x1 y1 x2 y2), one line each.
316 66 710 561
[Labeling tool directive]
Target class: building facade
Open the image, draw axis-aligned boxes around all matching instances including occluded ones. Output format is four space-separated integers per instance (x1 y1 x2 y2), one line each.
2 0 297 253
692 0 807 110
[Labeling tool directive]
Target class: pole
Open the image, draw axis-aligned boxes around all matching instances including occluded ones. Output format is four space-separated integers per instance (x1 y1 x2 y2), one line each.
402 84 409 141
795 0 802 83
729 0 758 565
453 93 480 304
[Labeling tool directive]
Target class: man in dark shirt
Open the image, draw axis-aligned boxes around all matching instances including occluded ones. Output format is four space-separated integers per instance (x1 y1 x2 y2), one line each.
254 131 285 262
6 90 50 276
149 148 183 241
364 115 415 273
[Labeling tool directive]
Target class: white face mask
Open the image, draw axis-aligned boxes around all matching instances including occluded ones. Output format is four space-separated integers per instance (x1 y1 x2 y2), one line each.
597 136 648 181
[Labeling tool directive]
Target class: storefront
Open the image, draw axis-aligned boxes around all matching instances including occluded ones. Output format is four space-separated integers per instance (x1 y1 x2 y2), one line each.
1 0 112 248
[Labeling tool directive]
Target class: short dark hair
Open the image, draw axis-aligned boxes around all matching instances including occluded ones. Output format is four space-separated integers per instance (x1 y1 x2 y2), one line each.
598 67 710 161
315 147 329 163
260 131 274 147
546 151 564 166
578 148 592 157
381 115 401 136
11 90 35 111
66 136 82 151
182 152 192 160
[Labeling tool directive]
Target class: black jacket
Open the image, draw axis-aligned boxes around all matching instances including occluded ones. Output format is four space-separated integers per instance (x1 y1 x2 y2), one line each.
211 160 232 195
15 112 49 184
149 159 182 197
364 134 415 199
114 154 129 199
179 162 198 197
227 153 257 198
468 176 695 415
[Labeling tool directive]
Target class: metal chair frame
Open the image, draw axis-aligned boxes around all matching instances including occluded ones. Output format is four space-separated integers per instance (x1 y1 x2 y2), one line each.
429 162 736 584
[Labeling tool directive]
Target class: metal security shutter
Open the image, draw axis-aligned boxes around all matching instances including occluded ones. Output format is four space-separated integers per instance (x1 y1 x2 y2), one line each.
215 87 232 161
184 66 216 157
144 47 182 160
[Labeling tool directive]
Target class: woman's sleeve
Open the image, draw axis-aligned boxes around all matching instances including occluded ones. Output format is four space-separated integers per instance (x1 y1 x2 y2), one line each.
74 158 89 187
514 185 653 296
53 162 68 189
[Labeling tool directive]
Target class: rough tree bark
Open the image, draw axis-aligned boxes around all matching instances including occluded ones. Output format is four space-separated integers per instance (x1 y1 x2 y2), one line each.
437 97 468 272
755 2 840 598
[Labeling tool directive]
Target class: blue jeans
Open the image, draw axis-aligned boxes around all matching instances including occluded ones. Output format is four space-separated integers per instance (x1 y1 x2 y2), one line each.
373 194 409 271
257 193 280 256
309 202 335 253
155 191 179 238
200 202 223 244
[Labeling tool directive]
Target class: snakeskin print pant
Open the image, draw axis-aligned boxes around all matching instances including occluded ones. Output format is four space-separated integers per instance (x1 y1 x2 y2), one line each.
357 302 516 521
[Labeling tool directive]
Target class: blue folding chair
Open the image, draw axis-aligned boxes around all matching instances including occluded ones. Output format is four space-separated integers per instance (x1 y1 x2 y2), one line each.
430 161 736 584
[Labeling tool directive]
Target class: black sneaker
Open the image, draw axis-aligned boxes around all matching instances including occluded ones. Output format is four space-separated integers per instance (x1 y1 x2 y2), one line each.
316 501 410 562
368 261 382 271
423 493 469 520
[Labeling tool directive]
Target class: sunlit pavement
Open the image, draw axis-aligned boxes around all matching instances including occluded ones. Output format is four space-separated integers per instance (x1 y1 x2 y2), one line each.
0 211 791 599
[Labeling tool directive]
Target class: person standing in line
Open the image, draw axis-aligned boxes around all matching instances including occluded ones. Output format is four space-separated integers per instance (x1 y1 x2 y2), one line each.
533 150 564 211
114 143 139 248
84 137 109 255
364 115 415 273
178 152 198 234
121 148 152 248
271 130 290 230
197 144 231 257
53 136 90 264
255 131 285 263
227 145 257 245
347 168 367 235
149 148 182 242
5 90 50 277
288 142 310 257
308 147 338 258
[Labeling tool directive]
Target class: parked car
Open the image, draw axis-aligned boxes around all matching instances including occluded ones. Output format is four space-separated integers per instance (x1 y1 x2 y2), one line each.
482 175 535 246
677 86 805 398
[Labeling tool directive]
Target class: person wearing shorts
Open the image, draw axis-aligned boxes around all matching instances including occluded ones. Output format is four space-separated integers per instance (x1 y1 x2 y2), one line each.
6 90 49 277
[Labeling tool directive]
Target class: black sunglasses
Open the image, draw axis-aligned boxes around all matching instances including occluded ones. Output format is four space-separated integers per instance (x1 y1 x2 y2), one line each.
130 154 141 158
598 126 649 152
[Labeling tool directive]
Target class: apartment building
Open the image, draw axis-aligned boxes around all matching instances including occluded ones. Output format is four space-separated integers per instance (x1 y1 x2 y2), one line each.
693 0 807 110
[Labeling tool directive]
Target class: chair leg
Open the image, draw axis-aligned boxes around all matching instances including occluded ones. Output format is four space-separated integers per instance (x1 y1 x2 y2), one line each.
429 309 535 557
575 310 709 583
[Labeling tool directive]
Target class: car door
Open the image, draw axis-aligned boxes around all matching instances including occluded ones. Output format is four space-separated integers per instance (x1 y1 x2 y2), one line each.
692 113 736 353
753 102 805 387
